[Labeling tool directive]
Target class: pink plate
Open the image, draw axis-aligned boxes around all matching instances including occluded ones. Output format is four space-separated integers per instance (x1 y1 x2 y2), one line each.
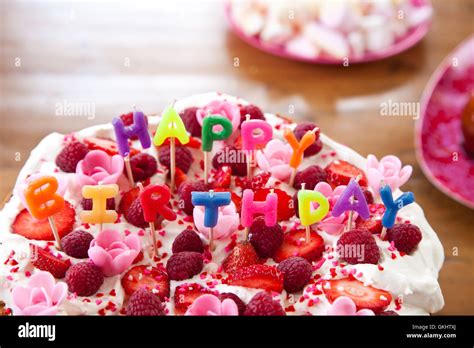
415 35 474 209
225 0 433 65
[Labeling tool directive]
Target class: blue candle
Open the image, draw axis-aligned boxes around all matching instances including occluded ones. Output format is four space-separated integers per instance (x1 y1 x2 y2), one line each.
191 190 231 228
380 185 415 229
332 178 370 220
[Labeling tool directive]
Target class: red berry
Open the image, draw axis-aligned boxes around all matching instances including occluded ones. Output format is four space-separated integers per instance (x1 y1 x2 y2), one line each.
173 283 212 315
12 201 75 241
229 264 283 293
118 187 140 215
81 197 115 211
210 166 232 189
166 252 203 281
60 230 94 259
356 204 385 234
277 256 312 293
249 216 283 258
293 165 327 190
325 160 368 187
244 291 285 316
362 187 374 204
177 180 209 215
30 244 71 278
55 141 89 173
323 278 392 313
121 265 170 301
124 199 147 228
65 262 104 296
239 104 265 128
219 293 246 315
386 224 422 254
250 172 271 190
158 145 193 173
222 242 260 274
120 112 149 140
337 228 380 265
253 188 294 221
274 229 325 263
172 229 204 254
180 107 202 137
294 122 322 157
212 145 247 177
84 137 139 157
377 310 399 316
126 288 165 316
128 153 157 182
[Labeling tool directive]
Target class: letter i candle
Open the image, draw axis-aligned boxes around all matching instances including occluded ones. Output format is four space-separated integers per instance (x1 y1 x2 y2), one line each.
379 183 415 240
23 176 65 249
284 128 318 187
201 115 233 183
153 105 190 191
241 188 278 241
80 182 119 232
112 109 151 187
191 190 231 251
298 183 329 243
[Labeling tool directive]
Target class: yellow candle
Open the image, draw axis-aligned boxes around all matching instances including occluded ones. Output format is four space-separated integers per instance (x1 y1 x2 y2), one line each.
81 184 118 224
153 106 190 146
298 188 329 226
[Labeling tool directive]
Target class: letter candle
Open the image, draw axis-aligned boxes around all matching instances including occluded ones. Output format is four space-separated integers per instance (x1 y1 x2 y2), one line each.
332 177 370 231
191 190 231 251
24 176 65 249
153 105 190 191
201 115 233 184
379 182 415 240
112 109 151 187
241 115 273 180
284 128 318 187
297 183 330 243
241 188 278 241
80 182 119 232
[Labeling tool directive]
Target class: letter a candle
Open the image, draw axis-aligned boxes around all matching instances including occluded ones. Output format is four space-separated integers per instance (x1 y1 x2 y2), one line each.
298 183 329 243
81 183 119 232
24 176 65 249
379 183 415 240
284 128 318 187
191 190 231 251
153 105 190 191
332 177 370 231
241 188 278 241
201 115 233 184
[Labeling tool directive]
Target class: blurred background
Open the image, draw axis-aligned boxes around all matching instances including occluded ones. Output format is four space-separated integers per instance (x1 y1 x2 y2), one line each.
0 0 473 314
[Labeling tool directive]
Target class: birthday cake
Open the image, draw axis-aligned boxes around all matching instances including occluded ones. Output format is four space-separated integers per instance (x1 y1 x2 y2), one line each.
0 92 444 316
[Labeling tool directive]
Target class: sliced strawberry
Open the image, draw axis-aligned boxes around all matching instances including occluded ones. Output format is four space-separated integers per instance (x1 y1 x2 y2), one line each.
174 167 188 190
325 160 368 188
273 229 324 263
356 204 386 234
30 244 71 278
174 283 213 315
118 187 141 215
222 242 260 274
84 137 139 157
121 265 170 301
323 278 392 312
229 264 283 292
12 201 75 241
211 166 232 189
132 251 144 264
254 188 294 221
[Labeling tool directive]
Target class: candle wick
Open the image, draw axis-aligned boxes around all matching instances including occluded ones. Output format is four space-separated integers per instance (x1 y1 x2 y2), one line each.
137 182 144 192
301 183 306 190
209 189 214 198
245 114 250 121
311 127 319 134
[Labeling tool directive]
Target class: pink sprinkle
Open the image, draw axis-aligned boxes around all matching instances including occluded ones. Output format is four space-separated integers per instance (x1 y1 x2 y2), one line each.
95 299 102 305
137 230 145 236
158 230 165 237
124 230 131 236
25 271 31 277
6 275 13 281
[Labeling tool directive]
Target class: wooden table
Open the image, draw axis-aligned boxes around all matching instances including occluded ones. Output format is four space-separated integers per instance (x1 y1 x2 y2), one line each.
1 0 473 314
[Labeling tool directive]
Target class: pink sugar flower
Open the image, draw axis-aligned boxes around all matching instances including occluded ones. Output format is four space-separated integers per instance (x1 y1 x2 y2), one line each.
88 229 140 277
256 139 293 180
11 271 67 315
75 150 124 187
366 154 412 195
193 201 239 240
327 296 375 316
185 294 239 316
195 100 241 135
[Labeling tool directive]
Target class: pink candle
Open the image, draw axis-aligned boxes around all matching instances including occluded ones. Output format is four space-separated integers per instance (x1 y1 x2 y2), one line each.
241 188 278 240
241 118 273 180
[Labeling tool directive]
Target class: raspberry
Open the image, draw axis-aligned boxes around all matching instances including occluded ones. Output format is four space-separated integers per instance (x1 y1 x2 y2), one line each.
277 256 312 293
126 288 165 316
166 251 203 281
239 104 265 128
249 216 283 258
158 145 193 173
377 310 399 316
65 262 104 296
172 229 204 254
120 112 149 140
250 172 271 190
386 224 422 253
244 292 285 316
294 122 322 157
362 187 374 204
60 230 94 259
125 199 147 228
293 165 327 190
178 180 209 215
337 228 380 265
81 198 115 211
219 293 246 316
55 141 89 173
212 145 247 177
180 107 202 137
128 153 157 182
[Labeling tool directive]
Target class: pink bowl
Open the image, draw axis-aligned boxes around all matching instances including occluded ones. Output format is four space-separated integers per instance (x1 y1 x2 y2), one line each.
415 35 474 209
225 0 433 65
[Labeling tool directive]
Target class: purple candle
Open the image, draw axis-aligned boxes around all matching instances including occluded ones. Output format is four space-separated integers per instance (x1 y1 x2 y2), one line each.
112 110 151 157
332 178 370 220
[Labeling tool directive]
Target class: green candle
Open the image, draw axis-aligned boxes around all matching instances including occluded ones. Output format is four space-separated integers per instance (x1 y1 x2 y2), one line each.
201 115 233 152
